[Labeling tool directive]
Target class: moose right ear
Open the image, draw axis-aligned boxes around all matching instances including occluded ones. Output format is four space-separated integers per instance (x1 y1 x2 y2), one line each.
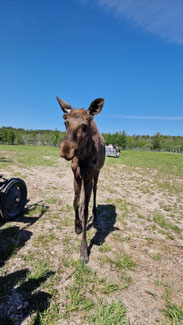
88 98 104 116
56 97 72 114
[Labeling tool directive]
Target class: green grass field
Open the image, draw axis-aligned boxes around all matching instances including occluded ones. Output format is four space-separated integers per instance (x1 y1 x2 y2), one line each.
1 144 183 175
106 149 183 176
0 145 59 168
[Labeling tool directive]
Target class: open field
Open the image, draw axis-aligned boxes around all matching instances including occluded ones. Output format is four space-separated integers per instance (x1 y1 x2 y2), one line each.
0 145 183 324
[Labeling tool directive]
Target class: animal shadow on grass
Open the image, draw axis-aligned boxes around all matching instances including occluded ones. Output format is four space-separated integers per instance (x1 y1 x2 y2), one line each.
0 268 54 325
0 157 11 163
0 202 52 324
0 202 49 268
88 204 119 255
20 200 49 224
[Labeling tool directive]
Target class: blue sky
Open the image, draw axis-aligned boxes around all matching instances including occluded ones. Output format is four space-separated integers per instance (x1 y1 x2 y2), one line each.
1 0 183 135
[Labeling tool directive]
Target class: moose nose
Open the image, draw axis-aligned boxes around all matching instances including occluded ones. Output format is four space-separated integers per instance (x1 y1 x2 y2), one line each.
60 140 75 161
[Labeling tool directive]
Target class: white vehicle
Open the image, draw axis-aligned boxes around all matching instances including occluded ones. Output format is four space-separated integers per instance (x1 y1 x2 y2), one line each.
105 146 120 158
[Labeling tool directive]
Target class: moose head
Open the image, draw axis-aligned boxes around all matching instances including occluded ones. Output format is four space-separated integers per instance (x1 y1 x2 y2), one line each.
56 97 104 161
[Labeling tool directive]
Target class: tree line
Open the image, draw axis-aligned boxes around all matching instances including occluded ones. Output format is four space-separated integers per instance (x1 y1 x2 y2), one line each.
0 127 65 147
104 131 183 153
0 127 183 153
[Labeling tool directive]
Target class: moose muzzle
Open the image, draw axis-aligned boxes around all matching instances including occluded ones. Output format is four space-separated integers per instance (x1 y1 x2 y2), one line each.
60 140 75 161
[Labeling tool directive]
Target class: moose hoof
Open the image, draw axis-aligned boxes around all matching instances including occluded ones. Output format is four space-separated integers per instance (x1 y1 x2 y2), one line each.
80 254 89 264
75 223 82 235
80 245 89 264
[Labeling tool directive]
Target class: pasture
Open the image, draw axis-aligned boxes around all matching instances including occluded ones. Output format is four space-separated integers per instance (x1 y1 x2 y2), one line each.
0 145 183 324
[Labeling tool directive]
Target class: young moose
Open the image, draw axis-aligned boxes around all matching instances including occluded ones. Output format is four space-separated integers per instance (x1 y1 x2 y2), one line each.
56 97 105 263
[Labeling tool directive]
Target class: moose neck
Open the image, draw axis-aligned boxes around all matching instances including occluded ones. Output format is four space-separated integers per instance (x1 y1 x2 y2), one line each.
76 126 94 162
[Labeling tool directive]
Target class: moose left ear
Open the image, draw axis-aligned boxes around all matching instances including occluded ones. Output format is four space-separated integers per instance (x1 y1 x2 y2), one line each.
88 98 104 116
56 96 72 114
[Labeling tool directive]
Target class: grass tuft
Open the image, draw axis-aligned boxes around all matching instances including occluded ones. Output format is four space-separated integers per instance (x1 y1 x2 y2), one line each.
88 300 128 325
98 242 112 253
154 214 180 233
163 300 183 325
103 254 136 271
64 285 94 317
46 197 57 204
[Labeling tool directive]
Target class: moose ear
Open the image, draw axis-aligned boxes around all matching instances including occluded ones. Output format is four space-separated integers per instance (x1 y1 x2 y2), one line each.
56 96 72 114
88 98 104 116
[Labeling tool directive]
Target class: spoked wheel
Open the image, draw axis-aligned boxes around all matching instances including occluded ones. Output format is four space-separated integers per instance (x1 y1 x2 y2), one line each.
0 178 27 221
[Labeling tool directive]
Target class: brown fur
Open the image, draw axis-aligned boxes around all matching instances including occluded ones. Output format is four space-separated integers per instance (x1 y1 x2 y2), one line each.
57 97 105 263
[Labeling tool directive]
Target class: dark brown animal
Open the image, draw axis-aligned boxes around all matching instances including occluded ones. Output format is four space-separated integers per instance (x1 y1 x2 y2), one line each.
56 96 105 263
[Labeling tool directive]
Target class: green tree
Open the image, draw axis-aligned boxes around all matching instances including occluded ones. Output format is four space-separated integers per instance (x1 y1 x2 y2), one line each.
0 127 8 143
152 132 161 150
7 129 15 144
15 132 24 145
126 136 134 149
138 138 147 149
51 130 60 146
119 131 127 150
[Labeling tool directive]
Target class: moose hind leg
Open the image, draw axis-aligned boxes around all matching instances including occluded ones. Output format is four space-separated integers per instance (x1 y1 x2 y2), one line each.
73 177 82 235
80 180 92 264
92 172 99 221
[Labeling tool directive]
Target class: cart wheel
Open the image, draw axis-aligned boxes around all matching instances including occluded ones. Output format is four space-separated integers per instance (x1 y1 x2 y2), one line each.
0 178 27 221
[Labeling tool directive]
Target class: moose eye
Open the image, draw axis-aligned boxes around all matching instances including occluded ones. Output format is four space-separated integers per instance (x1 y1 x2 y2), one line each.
82 124 87 132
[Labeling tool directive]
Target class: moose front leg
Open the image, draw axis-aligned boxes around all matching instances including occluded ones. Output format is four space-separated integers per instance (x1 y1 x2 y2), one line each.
80 180 92 264
73 176 82 235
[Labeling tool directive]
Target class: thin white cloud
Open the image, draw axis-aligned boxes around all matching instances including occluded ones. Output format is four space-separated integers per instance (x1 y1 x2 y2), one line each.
108 115 183 120
95 0 183 45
